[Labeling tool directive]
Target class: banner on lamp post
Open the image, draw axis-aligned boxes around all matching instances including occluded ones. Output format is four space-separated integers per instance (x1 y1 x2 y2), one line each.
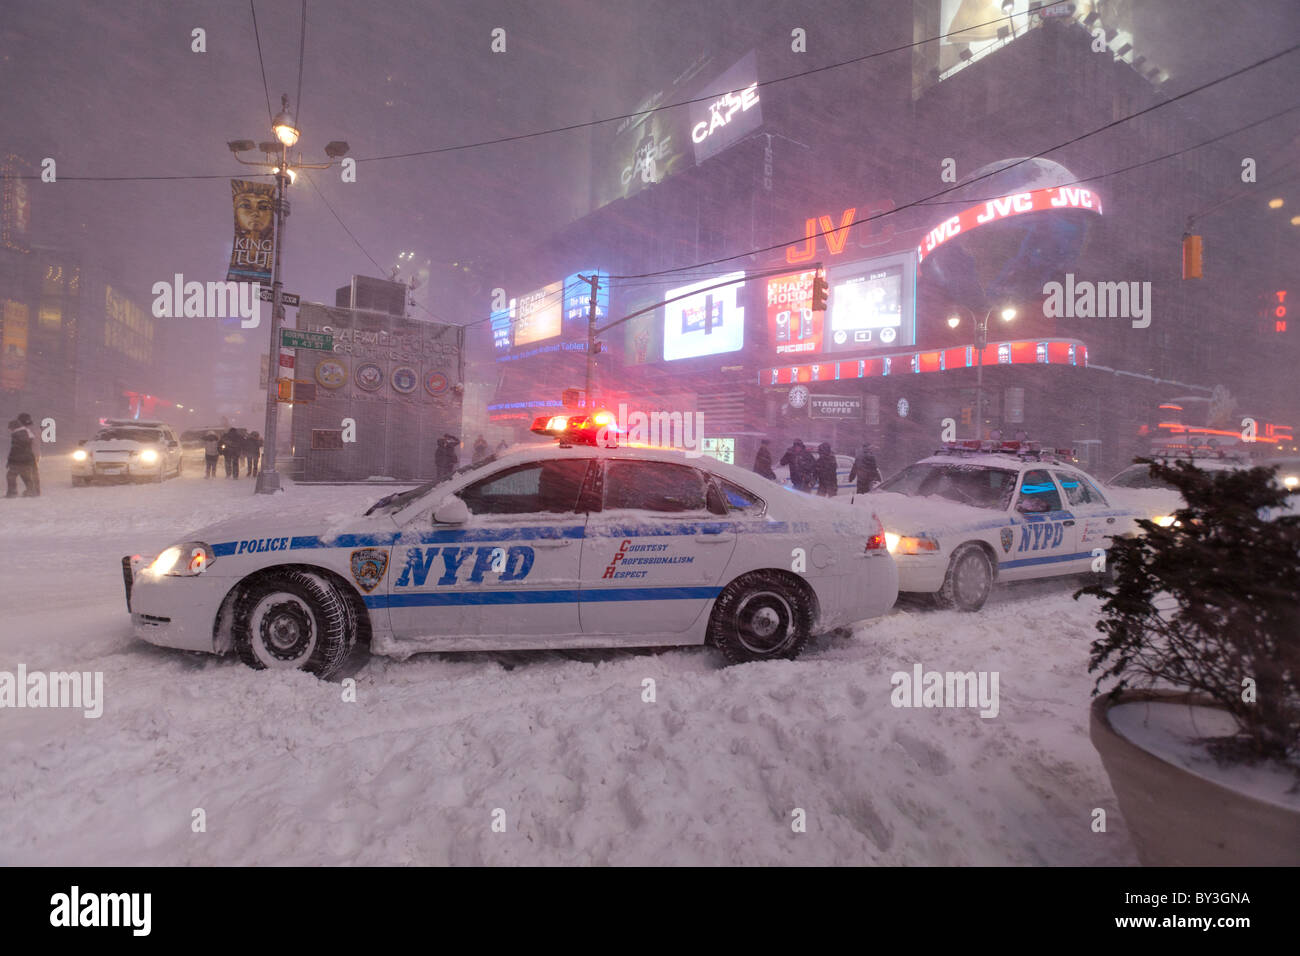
226 179 275 284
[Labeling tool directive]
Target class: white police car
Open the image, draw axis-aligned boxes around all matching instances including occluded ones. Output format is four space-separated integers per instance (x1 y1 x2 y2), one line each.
859 441 1141 611
123 414 898 678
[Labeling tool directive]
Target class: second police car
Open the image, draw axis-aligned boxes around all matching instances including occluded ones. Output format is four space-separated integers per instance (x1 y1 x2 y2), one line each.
857 441 1143 611
122 414 899 679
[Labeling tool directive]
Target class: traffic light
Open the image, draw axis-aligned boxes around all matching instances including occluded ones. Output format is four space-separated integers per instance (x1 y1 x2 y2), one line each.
1182 233 1203 279
811 272 829 311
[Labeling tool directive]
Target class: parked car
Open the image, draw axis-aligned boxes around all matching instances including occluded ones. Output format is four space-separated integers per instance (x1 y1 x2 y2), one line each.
858 441 1143 611
72 420 183 485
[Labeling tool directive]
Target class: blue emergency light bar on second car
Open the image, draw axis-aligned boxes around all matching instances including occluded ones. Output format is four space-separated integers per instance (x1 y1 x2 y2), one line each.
934 440 1076 462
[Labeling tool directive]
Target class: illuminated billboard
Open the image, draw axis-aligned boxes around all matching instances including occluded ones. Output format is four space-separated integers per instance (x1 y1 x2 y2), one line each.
689 51 762 164
663 272 745 361
766 270 819 356
823 253 916 353
512 282 563 347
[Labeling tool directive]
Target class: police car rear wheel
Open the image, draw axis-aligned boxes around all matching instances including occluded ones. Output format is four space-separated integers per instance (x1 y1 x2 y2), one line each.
233 570 354 678
935 544 993 612
708 572 812 664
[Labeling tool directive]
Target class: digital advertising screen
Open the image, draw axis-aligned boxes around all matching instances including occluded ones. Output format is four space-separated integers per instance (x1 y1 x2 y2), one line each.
563 270 609 327
662 272 745 361
689 51 762 164
824 253 916 353
512 281 563 347
622 298 662 366
766 270 819 356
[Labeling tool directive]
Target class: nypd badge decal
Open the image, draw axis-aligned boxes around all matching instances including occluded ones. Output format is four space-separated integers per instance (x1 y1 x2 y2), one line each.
1000 527 1014 554
350 548 389 592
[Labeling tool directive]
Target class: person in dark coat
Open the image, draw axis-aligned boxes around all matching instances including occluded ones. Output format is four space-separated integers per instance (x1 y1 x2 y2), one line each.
795 442 816 492
220 427 242 478
434 434 460 481
849 443 883 494
779 439 809 491
472 434 489 466
203 431 220 479
6 417 38 497
815 442 839 497
753 439 776 480
244 431 263 478
15 412 40 496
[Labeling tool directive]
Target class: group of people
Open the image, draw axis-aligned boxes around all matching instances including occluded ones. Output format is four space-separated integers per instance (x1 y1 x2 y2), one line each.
753 438 883 498
6 412 40 498
203 427 262 479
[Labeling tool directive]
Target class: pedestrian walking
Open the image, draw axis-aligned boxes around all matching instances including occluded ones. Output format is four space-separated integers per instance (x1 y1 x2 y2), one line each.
472 434 489 466
434 434 460 482
203 431 219 479
15 412 40 496
244 431 263 478
849 443 883 494
815 442 839 497
6 417 39 497
779 439 807 491
753 439 776 480
220 427 242 478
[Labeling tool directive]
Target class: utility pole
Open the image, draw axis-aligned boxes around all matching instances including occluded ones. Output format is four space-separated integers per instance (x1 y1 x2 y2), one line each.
580 273 600 408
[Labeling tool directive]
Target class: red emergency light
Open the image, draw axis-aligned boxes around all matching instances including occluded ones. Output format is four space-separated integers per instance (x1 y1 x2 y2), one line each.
530 410 620 447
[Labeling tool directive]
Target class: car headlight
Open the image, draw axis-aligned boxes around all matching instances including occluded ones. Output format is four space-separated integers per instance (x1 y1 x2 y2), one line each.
139 448 159 464
1285 475 1298 490
146 542 215 576
72 449 87 461
885 533 940 555
1152 515 1181 528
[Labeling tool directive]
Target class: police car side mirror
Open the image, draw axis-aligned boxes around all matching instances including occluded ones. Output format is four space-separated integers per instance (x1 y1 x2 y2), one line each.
432 496 470 525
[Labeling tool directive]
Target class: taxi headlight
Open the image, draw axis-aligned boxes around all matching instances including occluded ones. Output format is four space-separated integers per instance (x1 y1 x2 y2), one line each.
72 449 88 461
139 448 159 464
146 542 214 576
1153 515 1178 528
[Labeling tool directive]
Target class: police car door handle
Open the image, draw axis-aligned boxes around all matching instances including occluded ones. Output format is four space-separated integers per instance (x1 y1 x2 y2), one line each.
1062 520 1075 527
697 533 735 543
1106 517 1116 524
533 539 572 548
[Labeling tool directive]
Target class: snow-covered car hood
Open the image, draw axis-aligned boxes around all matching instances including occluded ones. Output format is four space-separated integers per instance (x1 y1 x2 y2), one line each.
84 438 164 452
176 503 399 551
856 490 1008 535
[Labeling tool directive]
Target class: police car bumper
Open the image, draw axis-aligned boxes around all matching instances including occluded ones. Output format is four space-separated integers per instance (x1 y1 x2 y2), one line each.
125 560 229 653
891 553 948 595
814 554 900 628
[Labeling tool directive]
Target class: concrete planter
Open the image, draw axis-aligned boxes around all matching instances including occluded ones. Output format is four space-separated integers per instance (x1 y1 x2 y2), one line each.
1090 689 1300 866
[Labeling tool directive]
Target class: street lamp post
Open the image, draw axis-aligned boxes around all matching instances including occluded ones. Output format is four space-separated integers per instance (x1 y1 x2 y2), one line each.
949 305 1015 440
229 94 348 494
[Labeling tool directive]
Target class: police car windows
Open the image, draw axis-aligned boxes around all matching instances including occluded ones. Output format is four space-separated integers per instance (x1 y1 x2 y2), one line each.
717 479 765 514
1056 471 1107 506
458 459 590 515
605 461 707 513
1016 469 1063 513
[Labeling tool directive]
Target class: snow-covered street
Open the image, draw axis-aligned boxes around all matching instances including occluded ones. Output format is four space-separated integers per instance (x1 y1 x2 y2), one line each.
1 465 1137 865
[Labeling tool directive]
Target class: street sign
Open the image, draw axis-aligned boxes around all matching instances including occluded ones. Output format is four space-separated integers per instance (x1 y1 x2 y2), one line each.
259 288 301 306
280 328 333 351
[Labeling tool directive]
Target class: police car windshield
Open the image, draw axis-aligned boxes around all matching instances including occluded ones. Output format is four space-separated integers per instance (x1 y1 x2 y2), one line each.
878 462 1018 510
364 456 497 515
96 428 163 443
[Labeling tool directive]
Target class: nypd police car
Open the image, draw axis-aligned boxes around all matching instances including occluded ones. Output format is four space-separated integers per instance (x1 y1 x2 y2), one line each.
858 441 1141 611
122 414 899 678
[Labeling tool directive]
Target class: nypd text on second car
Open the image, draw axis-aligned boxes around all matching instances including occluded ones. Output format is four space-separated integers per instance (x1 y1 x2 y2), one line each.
123 414 898 678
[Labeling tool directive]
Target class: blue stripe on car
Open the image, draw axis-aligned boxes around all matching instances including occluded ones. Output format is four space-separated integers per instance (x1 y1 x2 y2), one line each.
366 585 722 609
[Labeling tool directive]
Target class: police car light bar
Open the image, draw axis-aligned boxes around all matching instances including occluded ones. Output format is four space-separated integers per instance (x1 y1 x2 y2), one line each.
530 411 619 447
935 440 1074 462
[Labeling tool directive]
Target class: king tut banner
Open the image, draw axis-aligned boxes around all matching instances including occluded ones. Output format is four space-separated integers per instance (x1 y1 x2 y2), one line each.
226 179 275 284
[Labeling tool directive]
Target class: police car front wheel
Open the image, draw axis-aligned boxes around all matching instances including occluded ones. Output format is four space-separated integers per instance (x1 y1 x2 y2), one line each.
232 570 354 678
708 572 812 664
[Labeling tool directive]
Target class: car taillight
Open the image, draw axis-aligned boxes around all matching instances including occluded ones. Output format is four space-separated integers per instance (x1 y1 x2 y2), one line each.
865 514 887 551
